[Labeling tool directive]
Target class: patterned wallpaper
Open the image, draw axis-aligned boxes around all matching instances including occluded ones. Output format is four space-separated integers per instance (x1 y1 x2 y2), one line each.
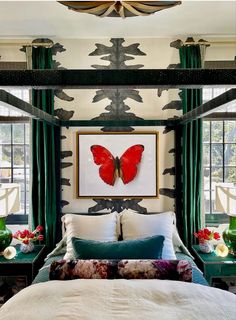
51 38 182 213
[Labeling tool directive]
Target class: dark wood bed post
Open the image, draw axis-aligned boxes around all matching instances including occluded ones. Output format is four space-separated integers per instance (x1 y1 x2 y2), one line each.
54 124 62 243
175 125 183 235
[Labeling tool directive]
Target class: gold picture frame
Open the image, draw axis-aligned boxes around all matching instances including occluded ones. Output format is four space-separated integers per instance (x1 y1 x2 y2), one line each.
76 132 159 198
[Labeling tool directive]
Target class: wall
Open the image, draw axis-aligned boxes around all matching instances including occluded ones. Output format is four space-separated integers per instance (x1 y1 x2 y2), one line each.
53 38 179 213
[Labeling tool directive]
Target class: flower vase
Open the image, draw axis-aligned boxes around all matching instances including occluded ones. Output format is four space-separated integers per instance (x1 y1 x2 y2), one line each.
199 241 214 253
0 216 12 252
20 241 34 253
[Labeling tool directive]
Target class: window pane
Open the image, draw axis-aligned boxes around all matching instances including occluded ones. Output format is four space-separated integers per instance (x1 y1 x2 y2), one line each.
13 169 25 214
224 144 236 166
203 171 210 191
211 121 223 143
211 144 223 166
0 145 11 166
225 121 236 143
203 89 213 102
204 191 210 213
211 167 223 183
26 192 29 214
26 168 30 191
211 196 215 213
20 191 25 213
25 145 29 167
224 167 236 183
203 144 210 166
13 124 24 144
13 169 25 188
0 168 11 182
25 124 30 144
0 124 11 144
211 181 220 213
203 122 210 142
13 146 24 167
213 88 227 98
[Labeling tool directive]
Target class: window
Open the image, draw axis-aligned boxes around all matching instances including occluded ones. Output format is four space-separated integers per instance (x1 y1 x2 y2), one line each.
203 88 236 225
0 89 29 224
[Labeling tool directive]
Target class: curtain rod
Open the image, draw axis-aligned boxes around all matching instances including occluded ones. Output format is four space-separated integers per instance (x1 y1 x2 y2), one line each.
0 40 234 47
185 40 236 45
0 42 53 47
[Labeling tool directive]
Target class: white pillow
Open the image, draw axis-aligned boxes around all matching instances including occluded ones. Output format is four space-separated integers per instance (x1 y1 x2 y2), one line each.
62 213 118 260
120 211 176 260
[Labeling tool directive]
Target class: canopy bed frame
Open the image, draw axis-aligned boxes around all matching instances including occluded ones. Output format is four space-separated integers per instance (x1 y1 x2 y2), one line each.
0 69 236 319
0 68 235 235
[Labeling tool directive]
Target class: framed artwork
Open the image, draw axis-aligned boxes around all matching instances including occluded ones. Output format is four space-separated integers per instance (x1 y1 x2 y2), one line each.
76 132 158 198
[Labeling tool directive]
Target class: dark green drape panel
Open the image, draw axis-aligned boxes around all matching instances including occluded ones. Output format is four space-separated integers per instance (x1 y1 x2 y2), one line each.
31 47 58 250
179 45 203 248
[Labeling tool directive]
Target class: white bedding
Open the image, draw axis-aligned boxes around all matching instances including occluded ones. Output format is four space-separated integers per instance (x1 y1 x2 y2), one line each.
0 279 235 320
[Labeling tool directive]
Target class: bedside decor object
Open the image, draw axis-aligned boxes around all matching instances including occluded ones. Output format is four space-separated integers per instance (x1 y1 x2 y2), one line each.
20 241 35 254
199 241 214 254
194 228 220 253
0 183 20 252
215 243 229 258
2 246 17 260
215 185 236 256
13 225 44 254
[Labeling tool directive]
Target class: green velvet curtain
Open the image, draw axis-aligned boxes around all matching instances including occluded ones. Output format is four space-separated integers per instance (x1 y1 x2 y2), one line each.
179 45 203 248
31 47 57 250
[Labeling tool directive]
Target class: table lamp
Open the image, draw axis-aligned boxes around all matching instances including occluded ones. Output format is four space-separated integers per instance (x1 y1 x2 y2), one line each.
215 184 236 256
0 183 20 252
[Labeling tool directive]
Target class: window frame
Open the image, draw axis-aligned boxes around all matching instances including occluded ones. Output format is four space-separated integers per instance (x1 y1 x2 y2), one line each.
0 59 30 224
203 118 236 225
0 120 29 225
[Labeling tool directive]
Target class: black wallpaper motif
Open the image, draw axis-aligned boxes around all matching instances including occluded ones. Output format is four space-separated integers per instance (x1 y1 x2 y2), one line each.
88 199 147 214
89 38 145 132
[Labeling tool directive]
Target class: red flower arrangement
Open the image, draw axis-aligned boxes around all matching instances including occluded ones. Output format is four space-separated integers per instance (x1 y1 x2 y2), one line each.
194 228 220 243
13 225 44 244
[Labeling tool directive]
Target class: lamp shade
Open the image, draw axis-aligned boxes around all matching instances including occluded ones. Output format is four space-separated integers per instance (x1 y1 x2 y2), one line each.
215 183 236 256
215 184 236 216
0 183 20 217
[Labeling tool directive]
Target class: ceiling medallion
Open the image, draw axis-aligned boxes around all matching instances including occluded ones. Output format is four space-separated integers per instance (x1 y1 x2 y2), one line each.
58 1 181 18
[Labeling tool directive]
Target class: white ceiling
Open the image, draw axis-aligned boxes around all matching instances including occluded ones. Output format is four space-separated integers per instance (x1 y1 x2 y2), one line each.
0 1 235 39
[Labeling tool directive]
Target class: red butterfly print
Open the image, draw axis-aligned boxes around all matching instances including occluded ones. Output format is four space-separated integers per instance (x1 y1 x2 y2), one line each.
90 144 144 186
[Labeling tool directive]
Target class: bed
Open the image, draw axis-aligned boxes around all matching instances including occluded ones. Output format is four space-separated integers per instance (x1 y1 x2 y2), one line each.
1 277 236 320
0 211 235 320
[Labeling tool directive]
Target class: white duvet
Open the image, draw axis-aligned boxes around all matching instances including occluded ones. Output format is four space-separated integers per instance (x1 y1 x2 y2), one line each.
0 279 235 320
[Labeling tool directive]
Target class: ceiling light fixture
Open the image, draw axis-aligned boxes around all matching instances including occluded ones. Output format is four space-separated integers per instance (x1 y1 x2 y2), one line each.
58 1 181 18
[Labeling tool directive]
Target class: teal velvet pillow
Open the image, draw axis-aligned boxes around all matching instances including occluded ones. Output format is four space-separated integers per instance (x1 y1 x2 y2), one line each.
71 235 165 260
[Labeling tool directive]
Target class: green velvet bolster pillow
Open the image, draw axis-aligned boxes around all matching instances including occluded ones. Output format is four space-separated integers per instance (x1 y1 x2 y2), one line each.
71 235 165 260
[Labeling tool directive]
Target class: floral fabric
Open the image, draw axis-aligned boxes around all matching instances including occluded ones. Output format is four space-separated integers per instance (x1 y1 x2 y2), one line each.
49 259 192 282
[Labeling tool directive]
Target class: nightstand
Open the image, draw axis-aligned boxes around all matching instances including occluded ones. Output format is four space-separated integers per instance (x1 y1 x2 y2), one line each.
192 245 236 286
0 244 46 304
